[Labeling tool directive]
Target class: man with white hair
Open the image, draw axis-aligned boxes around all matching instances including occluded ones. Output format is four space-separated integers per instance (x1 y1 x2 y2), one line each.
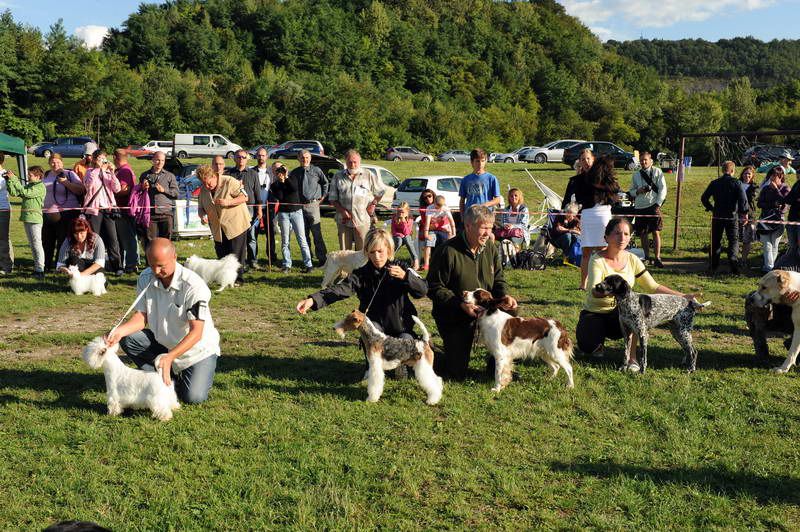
327 149 384 250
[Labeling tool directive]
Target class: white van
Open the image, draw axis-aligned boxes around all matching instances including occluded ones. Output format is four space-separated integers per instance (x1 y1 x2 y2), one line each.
173 134 242 159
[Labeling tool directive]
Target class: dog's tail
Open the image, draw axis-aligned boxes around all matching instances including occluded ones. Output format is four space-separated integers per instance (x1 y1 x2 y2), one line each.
411 315 431 345
690 299 711 310
549 319 574 360
220 254 242 268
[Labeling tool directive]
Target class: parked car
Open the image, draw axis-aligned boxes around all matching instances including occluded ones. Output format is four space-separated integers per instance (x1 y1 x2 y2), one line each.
141 140 174 157
520 139 585 163
391 176 463 214
33 136 96 158
385 146 434 162
309 155 398 215
173 133 242 159
740 144 798 167
267 140 324 159
563 141 639 171
489 146 538 163
120 145 152 158
27 141 48 155
247 144 271 157
437 150 471 162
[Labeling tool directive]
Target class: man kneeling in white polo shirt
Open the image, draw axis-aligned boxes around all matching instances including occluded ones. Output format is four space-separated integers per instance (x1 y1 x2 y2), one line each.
105 238 220 404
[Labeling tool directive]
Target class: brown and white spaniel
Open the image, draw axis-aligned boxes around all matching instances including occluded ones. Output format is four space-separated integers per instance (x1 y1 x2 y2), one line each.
463 289 574 391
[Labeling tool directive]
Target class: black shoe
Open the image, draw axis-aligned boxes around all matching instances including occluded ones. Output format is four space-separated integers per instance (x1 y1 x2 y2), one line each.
300 266 312 274
33 271 45 280
280 267 291 274
124 266 139 274
652 258 664 268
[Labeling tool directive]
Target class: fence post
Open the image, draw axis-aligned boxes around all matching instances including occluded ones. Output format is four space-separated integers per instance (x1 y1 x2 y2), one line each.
673 136 685 251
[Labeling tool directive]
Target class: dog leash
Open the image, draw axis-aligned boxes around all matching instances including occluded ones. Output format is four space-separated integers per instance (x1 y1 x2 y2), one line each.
109 283 149 337
363 269 388 314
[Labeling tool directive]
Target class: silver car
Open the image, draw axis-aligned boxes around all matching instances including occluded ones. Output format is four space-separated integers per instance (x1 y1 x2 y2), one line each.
436 150 471 162
490 146 538 163
386 146 434 162
520 139 585 163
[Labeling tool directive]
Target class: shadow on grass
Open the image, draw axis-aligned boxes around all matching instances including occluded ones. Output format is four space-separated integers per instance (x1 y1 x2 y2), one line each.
550 460 800 505
577 344 776 372
0 368 105 412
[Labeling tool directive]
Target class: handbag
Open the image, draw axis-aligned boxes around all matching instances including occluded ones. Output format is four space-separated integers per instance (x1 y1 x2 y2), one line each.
494 227 524 240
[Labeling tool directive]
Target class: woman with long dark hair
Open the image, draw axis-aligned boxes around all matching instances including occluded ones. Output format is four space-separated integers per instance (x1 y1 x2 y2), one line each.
56 216 107 275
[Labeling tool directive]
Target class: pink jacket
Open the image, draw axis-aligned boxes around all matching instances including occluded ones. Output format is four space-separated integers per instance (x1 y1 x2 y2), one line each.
82 167 121 216
128 184 151 228
391 217 413 238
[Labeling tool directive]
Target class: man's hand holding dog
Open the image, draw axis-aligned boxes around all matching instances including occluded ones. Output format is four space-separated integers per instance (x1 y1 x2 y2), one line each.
296 298 314 314
157 353 177 386
498 295 518 311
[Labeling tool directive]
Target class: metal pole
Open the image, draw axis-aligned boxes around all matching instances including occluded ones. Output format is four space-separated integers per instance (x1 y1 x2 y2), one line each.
673 136 686 251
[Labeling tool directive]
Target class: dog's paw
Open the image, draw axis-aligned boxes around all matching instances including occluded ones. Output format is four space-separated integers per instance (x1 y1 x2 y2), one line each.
491 384 505 393
365 396 380 403
772 366 791 374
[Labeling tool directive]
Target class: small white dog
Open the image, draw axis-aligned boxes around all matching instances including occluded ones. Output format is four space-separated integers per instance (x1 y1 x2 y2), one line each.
67 265 106 296
321 250 368 288
81 337 180 421
184 254 240 292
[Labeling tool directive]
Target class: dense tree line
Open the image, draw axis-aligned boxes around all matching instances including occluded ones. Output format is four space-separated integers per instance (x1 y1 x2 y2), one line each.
1 1 799 163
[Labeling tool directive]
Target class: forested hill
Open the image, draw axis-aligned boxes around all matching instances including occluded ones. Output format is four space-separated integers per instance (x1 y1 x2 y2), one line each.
606 37 800 84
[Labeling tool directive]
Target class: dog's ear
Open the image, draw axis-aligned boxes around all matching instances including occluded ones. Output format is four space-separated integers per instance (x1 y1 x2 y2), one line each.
776 271 790 290
638 294 653 318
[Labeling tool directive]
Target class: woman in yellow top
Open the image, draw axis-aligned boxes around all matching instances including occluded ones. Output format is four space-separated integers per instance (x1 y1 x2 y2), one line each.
577 217 688 371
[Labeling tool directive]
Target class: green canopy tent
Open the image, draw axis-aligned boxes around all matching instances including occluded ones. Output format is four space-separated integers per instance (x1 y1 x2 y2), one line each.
0 132 28 182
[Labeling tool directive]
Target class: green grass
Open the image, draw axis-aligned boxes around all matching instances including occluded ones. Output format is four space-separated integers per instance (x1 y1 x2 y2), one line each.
2 157 799 529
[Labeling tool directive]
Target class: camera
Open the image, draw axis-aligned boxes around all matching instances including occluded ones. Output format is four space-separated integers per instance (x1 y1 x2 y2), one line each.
145 174 159 186
641 185 651 193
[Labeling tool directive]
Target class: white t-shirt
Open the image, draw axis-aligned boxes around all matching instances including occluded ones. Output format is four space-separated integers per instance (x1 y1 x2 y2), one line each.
135 263 220 371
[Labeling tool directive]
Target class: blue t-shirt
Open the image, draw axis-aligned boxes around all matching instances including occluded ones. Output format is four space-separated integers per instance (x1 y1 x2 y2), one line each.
459 171 501 210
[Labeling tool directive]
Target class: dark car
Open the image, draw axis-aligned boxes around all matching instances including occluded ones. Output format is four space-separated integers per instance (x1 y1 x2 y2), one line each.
563 141 638 171
741 144 798 167
269 140 324 159
33 136 96 158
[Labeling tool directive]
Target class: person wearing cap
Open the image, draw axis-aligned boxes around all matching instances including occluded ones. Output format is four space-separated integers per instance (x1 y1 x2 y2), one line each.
289 149 329 266
758 149 797 181
72 142 97 179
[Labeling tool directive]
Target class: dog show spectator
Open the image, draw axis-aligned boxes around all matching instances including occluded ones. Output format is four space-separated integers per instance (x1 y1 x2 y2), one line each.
549 202 581 258
459 148 501 217
577 217 688 370
113 148 139 273
72 144 95 179
427 205 517 380
197 164 249 285
423 194 456 253
701 160 749 274
756 165 790 272
0 154 14 275
270 165 313 273
83 149 122 275
757 149 796 178
139 151 178 250
289 149 329 266
417 188 436 271
564 153 620 290
252 147 278 266
225 149 261 271
629 151 667 267
328 149 385 251
390 201 419 270
56 216 106 275
738 165 758 268
5 165 46 279
496 187 529 248
104 238 221 404
41 153 85 273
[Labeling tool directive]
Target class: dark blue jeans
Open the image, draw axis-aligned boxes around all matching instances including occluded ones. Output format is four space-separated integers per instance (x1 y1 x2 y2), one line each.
119 330 218 404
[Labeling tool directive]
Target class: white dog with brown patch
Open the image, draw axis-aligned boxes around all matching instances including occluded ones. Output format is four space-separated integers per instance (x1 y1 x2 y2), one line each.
463 288 575 391
320 250 368 288
752 270 800 373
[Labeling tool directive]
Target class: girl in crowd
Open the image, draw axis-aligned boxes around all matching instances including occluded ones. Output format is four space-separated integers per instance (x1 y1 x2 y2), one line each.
82 149 122 274
391 201 419 270
269 165 313 273
756 165 790 273
738 165 757 268
577 217 690 370
564 153 620 290
417 188 436 271
296 228 428 375
423 194 456 252
496 187 529 248
6 166 46 278
0 154 12 274
56 216 106 275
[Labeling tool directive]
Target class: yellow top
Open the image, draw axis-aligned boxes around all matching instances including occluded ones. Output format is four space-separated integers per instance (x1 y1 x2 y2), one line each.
584 251 660 313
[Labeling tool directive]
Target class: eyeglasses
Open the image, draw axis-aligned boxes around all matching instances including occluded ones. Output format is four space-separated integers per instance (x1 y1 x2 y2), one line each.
235 155 247 159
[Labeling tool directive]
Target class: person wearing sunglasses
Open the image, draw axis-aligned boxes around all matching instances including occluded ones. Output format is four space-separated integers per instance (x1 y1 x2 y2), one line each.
224 149 261 271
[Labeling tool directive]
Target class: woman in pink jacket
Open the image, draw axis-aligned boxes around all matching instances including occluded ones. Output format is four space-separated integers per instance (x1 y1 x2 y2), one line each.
83 149 122 274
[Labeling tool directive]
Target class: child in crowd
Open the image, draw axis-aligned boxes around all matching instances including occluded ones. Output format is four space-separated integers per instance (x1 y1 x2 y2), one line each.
296 228 428 377
0 154 11 274
6 166 46 279
391 201 419 270
496 187 529 248
417 188 435 270
423 194 456 253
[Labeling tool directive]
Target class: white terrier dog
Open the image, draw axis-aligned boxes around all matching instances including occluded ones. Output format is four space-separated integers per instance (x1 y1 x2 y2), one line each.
321 250 368 288
67 265 107 296
81 337 181 421
184 254 240 292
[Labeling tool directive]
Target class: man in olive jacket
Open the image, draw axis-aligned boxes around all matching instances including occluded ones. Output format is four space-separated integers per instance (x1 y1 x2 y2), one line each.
427 205 517 380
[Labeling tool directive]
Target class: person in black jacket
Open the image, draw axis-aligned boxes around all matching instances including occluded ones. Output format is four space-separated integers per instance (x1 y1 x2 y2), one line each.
700 160 749 274
224 150 262 270
296 228 428 375
270 165 313 273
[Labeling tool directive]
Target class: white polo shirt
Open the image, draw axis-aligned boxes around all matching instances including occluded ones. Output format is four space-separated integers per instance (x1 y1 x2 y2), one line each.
135 263 220 372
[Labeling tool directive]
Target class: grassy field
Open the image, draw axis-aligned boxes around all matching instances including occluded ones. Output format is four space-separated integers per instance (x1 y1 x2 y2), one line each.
2 156 799 529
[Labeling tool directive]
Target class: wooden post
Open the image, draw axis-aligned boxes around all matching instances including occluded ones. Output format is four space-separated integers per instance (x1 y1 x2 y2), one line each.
673 136 685 251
